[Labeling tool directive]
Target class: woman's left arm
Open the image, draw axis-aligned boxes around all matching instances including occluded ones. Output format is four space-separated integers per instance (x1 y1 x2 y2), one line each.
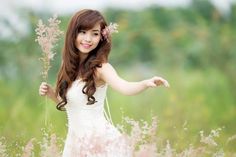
97 63 169 96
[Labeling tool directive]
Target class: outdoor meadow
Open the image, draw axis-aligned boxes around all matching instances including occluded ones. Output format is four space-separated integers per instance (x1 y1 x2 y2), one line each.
0 1 236 156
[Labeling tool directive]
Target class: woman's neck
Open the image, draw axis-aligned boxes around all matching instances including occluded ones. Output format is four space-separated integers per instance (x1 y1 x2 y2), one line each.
79 53 88 63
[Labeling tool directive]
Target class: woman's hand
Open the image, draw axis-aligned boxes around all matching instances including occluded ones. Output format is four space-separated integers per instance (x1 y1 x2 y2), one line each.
39 82 61 104
143 76 170 88
39 82 55 98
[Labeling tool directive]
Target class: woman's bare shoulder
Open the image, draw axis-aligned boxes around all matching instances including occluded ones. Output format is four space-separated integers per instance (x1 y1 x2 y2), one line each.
96 62 113 74
95 62 112 86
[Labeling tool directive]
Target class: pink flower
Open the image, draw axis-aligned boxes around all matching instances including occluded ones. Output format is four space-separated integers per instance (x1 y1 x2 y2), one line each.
102 23 118 42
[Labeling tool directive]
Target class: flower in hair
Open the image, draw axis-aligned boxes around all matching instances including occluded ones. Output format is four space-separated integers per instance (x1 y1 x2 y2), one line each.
102 23 118 42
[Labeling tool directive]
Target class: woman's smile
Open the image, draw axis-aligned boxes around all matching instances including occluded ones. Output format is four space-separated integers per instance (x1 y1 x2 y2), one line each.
81 43 92 49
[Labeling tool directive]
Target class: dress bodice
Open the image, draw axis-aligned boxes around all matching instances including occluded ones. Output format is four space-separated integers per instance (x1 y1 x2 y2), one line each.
65 79 109 137
66 79 107 110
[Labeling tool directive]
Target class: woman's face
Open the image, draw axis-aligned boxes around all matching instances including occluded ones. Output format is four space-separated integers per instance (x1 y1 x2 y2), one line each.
75 22 101 54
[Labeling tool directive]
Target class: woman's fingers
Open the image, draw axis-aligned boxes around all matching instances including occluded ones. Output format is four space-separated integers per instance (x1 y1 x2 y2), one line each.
39 88 47 96
164 81 170 87
41 85 48 90
162 79 170 87
154 77 170 88
40 88 48 93
39 82 48 96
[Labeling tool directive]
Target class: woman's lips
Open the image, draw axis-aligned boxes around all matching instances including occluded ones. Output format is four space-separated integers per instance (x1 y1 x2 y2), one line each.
81 43 92 49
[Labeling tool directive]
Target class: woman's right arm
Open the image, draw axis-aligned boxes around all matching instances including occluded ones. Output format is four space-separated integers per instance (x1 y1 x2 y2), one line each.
39 82 61 104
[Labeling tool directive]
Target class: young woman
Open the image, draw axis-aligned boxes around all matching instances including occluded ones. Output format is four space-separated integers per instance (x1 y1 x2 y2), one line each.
39 9 169 157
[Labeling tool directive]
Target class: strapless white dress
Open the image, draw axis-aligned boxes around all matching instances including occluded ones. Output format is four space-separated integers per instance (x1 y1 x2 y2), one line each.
62 79 132 157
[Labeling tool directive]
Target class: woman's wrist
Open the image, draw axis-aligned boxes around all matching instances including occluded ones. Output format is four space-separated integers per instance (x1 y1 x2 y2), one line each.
141 80 149 89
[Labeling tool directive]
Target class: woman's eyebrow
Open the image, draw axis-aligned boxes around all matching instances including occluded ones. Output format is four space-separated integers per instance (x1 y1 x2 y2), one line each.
92 29 100 32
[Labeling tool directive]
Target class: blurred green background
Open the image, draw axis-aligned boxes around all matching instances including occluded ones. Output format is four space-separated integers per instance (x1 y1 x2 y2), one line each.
0 0 236 155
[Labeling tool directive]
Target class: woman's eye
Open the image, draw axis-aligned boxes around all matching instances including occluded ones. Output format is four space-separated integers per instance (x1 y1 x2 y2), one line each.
93 33 99 36
79 30 86 34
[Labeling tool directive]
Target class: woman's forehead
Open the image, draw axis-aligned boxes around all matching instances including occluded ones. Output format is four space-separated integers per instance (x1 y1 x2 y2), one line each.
81 22 101 31
91 23 101 30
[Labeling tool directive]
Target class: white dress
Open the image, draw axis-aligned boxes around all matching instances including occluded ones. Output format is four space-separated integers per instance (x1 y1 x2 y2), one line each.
62 79 132 157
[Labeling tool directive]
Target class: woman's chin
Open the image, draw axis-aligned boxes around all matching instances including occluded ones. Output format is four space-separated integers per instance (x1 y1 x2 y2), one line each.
79 50 90 54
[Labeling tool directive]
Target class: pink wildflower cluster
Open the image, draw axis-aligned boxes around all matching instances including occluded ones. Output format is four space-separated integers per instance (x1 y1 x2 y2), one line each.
21 138 34 157
39 133 61 157
1 120 236 156
200 128 222 146
35 15 63 80
120 116 158 156
101 23 118 42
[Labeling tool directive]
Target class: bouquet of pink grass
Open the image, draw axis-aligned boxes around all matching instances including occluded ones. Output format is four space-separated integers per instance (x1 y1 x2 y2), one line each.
35 15 63 125
35 15 63 81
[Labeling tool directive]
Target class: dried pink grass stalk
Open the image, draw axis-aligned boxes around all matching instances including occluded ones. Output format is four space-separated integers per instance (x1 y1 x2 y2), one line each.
0 119 235 156
21 138 35 157
35 15 63 81
40 133 61 157
116 116 159 157
200 128 222 146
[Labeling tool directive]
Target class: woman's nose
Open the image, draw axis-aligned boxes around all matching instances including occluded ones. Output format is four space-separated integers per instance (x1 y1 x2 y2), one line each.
84 34 92 42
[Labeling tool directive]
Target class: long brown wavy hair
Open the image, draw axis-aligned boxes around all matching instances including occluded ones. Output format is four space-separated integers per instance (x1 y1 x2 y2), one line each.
55 9 111 111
